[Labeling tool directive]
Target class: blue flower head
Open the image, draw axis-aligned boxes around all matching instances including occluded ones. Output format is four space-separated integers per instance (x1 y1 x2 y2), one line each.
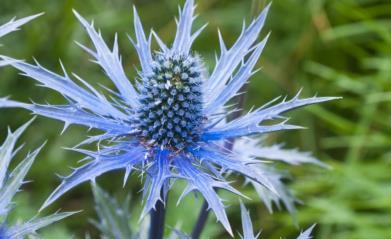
0 0 338 234
0 120 75 239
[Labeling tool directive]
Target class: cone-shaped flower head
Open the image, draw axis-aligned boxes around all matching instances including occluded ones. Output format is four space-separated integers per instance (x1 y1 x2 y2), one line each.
0 0 339 234
137 52 204 149
0 120 75 239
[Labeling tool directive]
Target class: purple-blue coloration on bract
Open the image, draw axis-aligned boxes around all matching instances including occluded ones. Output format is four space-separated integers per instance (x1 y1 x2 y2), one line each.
0 0 339 235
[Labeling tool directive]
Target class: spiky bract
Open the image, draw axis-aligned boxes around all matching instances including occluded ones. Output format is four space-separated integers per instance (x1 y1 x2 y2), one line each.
0 120 75 239
0 14 42 67
0 14 42 39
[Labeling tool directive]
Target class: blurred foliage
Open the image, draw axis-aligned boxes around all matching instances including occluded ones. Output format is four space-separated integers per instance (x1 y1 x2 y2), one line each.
0 0 390 238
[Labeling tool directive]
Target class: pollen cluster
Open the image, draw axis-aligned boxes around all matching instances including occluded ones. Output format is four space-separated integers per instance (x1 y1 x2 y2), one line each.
137 53 203 149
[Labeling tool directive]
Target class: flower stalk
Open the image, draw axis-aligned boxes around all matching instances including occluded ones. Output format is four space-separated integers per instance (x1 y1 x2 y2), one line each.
191 200 209 239
149 191 166 239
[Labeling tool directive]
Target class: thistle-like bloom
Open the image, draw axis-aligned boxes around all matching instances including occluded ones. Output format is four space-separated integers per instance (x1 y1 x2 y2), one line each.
0 14 42 66
0 0 337 234
0 120 75 239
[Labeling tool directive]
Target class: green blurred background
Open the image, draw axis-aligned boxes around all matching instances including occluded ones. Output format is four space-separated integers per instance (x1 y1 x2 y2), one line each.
0 0 390 238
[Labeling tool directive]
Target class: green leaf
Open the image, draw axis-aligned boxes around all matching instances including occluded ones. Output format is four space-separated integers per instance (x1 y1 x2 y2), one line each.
91 183 133 239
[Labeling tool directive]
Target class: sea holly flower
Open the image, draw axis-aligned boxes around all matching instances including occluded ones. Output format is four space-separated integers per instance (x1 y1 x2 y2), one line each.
0 120 75 239
0 0 338 234
239 202 315 239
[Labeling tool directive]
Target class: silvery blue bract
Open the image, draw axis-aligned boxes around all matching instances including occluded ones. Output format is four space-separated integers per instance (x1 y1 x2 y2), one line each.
0 0 338 234
234 137 329 215
0 14 42 67
90 185 315 239
0 14 42 39
0 120 75 239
